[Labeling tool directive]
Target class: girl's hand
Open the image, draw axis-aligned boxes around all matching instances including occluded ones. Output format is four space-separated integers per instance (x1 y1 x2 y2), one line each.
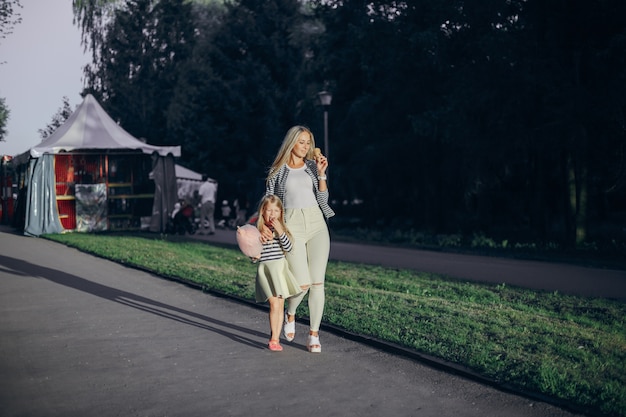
260 223 274 243
271 219 284 236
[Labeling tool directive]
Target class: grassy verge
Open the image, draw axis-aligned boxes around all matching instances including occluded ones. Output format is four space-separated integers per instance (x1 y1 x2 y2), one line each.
46 232 625 417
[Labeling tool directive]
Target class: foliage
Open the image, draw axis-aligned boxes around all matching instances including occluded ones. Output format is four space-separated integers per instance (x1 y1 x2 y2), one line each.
0 96 9 141
330 225 626 269
38 96 74 139
72 0 120 68
0 0 22 51
73 0 626 249
165 0 318 198
312 0 626 249
83 0 196 148
46 232 626 417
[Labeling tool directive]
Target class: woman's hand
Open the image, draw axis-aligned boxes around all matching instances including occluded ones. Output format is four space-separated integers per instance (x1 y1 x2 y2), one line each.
316 154 328 175
316 154 329 192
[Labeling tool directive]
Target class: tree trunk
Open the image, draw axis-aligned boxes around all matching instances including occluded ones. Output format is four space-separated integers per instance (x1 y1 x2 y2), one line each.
566 150 589 247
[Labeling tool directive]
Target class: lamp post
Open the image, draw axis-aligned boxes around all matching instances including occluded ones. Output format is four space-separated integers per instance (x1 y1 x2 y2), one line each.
318 90 332 161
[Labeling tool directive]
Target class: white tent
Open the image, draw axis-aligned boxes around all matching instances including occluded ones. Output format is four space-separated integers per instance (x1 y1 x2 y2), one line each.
174 164 217 202
175 164 202 181
29 94 180 158
16 94 181 236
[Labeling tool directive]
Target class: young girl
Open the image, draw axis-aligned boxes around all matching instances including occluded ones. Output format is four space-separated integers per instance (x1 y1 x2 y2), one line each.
253 195 302 351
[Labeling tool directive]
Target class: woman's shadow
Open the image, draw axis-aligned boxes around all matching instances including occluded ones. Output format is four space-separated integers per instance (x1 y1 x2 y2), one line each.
0 254 267 349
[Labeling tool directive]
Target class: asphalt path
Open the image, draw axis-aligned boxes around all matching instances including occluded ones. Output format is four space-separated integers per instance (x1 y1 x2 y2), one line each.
0 226 617 417
198 228 626 301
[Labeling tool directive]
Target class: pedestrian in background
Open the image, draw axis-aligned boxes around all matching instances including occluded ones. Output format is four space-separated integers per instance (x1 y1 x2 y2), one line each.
198 176 217 235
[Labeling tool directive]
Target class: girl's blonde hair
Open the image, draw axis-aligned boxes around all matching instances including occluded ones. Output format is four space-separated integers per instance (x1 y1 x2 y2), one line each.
266 125 316 181
256 195 292 242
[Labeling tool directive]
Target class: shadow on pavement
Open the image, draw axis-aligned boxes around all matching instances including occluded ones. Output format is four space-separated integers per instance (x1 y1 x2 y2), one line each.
0 253 267 350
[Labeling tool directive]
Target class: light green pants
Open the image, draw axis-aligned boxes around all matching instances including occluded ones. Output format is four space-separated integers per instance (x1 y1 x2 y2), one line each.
284 206 330 332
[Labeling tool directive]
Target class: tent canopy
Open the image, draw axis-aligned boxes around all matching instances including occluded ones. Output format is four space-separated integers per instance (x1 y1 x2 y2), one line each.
175 164 202 181
29 94 181 158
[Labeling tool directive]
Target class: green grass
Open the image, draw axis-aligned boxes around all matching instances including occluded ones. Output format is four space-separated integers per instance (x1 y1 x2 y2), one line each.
46 232 626 417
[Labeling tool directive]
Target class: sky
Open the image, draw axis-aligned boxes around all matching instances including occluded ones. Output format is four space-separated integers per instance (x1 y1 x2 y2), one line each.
0 0 90 157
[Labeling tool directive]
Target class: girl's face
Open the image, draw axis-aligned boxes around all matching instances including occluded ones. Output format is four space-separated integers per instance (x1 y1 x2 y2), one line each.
262 202 282 226
291 131 311 159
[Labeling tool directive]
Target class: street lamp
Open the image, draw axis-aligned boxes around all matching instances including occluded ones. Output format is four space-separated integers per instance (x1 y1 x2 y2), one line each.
318 90 332 161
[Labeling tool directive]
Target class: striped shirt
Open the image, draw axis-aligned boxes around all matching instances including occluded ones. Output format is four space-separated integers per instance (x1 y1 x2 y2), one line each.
259 233 293 262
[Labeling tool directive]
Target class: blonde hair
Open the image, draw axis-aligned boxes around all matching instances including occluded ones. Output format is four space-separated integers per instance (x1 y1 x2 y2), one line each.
256 195 292 242
266 125 316 181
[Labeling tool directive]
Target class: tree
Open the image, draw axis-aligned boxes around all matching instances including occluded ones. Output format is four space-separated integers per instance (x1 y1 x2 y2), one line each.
38 96 74 139
0 0 15 142
0 0 22 47
311 0 453 227
72 0 119 74
307 0 626 248
84 0 196 146
167 0 315 197
0 96 9 141
74 0 626 247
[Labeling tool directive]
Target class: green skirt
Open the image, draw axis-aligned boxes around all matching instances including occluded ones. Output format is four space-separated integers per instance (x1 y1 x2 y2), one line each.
255 258 302 302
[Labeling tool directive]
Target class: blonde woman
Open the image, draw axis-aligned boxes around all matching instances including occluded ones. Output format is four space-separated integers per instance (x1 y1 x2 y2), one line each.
263 125 335 353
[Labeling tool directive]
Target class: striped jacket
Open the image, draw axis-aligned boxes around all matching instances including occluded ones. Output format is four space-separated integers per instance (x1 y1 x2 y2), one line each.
265 160 335 219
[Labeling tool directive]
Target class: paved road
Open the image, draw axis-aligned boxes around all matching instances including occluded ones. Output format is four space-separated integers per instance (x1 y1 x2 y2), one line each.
198 228 626 301
0 227 590 417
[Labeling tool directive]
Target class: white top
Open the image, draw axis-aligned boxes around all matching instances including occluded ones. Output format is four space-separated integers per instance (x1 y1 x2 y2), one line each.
198 180 217 204
284 165 318 209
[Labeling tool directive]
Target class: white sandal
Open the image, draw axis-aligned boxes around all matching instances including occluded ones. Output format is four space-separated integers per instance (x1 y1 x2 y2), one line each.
283 314 295 342
307 333 321 353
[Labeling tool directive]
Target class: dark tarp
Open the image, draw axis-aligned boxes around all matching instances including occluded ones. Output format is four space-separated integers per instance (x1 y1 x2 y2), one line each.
150 153 177 233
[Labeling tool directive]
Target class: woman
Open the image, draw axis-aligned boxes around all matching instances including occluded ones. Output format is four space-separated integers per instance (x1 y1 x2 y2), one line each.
263 125 335 353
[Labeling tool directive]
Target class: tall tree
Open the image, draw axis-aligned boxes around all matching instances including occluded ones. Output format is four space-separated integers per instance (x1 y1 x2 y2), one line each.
84 0 196 146
38 96 74 139
0 0 22 51
507 0 626 246
167 0 314 198
312 0 453 226
72 0 119 74
311 0 626 247
0 96 9 141
1 0 22 142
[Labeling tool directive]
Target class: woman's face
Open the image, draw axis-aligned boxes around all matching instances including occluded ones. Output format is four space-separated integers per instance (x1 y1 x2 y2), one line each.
263 202 282 225
291 131 311 159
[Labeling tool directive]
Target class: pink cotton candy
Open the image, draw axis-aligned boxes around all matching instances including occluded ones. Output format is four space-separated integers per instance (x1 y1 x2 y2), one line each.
236 224 263 258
